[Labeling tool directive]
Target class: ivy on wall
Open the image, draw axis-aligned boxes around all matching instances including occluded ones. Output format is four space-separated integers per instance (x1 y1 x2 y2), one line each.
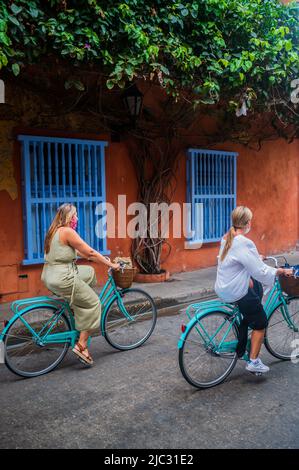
0 0 298 125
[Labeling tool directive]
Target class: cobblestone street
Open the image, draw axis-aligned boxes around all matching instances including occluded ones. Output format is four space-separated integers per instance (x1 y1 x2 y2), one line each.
1 311 299 449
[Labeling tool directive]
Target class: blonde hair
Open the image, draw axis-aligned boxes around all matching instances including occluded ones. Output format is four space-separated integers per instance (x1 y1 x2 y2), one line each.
220 206 253 262
44 203 77 254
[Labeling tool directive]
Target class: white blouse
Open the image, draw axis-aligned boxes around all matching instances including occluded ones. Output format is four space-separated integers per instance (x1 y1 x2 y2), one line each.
214 234 278 303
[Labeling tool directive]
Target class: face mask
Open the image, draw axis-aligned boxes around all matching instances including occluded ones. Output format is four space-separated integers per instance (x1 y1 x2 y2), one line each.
70 216 78 231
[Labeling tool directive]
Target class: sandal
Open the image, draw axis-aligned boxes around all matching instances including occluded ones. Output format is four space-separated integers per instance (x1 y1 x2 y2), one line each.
72 342 94 366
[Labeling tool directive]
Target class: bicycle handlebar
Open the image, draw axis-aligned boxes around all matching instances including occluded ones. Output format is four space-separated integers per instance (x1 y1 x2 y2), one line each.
107 260 127 275
263 256 278 268
263 255 289 268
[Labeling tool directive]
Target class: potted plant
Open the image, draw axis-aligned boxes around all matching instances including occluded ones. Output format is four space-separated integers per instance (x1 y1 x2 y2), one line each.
127 130 181 283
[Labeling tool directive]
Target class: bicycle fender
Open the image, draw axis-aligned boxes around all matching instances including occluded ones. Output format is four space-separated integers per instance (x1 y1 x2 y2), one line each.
0 313 22 341
177 307 234 349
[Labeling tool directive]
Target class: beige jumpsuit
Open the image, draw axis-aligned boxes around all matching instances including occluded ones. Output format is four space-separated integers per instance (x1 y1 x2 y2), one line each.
41 230 101 331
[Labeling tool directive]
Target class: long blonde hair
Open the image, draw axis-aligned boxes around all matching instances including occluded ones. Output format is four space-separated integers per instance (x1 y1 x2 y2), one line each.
44 203 77 254
220 206 253 262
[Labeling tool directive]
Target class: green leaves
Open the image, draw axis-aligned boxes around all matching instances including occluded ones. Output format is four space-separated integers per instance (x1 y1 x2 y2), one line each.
0 50 8 68
219 58 229 68
285 40 293 52
8 15 20 27
180 9 189 17
10 4 23 15
0 31 11 47
0 0 297 123
106 79 115 90
28 6 39 18
12 63 20 75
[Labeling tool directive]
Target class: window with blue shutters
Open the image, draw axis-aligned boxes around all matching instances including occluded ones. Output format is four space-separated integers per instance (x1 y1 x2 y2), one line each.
18 135 110 265
186 149 238 244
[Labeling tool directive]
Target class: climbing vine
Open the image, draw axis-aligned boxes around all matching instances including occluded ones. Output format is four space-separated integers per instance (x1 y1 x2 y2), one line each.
0 0 298 273
0 0 298 124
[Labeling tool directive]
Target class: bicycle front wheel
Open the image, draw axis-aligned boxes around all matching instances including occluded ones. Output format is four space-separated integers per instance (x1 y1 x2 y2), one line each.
4 306 71 378
265 298 299 360
103 288 157 350
179 311 238 389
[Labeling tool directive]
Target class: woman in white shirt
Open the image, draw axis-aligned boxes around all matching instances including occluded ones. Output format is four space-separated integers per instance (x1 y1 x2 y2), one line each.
215 206 293 374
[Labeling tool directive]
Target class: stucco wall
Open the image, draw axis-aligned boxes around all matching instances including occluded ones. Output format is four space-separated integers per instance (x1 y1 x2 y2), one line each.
163 138 299 274
0 79 298 302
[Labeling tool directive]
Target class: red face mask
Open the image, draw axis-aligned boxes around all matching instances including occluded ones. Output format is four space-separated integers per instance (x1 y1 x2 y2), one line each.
70 215 78 231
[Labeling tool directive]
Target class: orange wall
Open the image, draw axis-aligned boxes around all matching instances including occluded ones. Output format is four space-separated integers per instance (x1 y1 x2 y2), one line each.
0 130 139 302
164 138 299 273
0 130 298 303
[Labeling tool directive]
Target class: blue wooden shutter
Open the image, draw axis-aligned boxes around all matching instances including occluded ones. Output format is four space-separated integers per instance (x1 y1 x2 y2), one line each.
18 135 110 264
187 149 238 243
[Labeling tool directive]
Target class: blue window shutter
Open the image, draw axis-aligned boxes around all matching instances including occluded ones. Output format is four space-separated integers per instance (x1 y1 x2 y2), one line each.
18 135 110 265
187 149 238 243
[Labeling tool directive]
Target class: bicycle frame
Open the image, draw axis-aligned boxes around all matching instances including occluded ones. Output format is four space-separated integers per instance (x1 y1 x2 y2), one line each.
99 273 135 330
177 277 298 358
0 271 134 361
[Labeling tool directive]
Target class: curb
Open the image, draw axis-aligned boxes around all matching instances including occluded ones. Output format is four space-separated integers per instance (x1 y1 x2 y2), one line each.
149 290 217 317
0 288 217 331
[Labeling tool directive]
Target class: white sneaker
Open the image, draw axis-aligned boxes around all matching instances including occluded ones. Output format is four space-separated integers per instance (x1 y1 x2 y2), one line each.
246 358 270 374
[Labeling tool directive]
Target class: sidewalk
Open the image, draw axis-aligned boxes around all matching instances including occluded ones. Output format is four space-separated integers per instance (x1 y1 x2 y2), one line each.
1 249 299 326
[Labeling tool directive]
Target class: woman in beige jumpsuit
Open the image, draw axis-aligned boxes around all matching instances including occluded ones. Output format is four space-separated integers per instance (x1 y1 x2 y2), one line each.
41 203 119 365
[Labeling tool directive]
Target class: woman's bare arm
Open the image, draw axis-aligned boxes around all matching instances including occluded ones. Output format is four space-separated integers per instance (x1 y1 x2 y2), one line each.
76 249 86 259
62 228 118 268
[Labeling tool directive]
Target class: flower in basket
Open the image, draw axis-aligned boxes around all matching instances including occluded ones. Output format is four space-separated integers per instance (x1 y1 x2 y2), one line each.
112 257 136 288
113 257 133 269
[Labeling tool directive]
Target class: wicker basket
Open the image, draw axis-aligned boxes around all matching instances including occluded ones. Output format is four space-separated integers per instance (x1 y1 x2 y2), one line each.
279 271 299 297
112 267 137 289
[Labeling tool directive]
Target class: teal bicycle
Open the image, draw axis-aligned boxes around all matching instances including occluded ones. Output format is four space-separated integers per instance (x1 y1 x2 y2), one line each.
178 256 299 389
0 264 157 378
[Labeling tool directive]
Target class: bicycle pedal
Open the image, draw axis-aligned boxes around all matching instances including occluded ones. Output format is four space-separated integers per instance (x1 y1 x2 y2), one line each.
249 371 263 376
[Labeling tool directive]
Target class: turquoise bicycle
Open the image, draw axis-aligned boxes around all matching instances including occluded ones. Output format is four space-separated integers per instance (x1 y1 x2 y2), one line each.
0 264 157 378
178 256 299 389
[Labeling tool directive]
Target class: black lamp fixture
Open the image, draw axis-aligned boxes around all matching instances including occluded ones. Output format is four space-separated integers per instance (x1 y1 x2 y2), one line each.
121 83 143 122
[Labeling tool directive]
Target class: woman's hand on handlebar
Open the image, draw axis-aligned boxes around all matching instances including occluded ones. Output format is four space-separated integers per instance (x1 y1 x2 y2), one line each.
103 256 120 270
111 262 120 270
277 268 294 277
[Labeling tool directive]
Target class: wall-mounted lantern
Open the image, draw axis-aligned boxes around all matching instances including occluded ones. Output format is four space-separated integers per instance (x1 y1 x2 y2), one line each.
121 83 143 122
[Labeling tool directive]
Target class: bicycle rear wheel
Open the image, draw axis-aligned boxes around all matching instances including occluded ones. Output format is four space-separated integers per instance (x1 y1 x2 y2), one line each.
179 311 238 389
103 288 157 350
265 298 299 360
4 306 71 378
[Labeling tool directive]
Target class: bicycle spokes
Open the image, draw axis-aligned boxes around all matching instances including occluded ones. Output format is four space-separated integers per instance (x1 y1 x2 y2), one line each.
179 312 238 388
103 289 157 350
265 300 299 360
4 307 71 377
